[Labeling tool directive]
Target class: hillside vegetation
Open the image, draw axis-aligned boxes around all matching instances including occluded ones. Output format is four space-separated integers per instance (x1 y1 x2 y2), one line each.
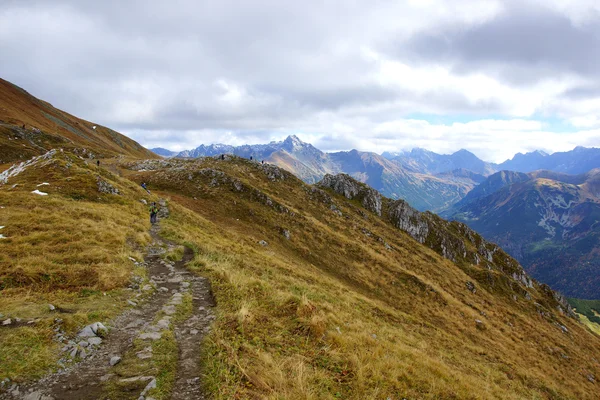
115 156 600 399
0 79 599 399
0 150 158 382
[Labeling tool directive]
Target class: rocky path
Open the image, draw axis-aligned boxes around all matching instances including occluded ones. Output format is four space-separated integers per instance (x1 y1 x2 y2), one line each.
1 204 215 400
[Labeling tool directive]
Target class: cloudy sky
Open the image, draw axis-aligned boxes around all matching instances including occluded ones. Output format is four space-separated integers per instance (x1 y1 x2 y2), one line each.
1 0 599 162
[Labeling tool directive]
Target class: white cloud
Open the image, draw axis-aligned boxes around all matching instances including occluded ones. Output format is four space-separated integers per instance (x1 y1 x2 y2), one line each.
1 0 599 162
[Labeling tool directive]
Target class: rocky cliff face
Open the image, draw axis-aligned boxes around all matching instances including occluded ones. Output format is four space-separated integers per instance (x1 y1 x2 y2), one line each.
318 173 382 216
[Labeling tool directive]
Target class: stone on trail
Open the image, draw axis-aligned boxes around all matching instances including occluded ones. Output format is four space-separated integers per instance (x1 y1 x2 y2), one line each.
139 332 162 341
110 356 122 366
88 337 103 346
162 305 176 315
156 319 170 330
48 304 56 311
140 378 157 397
2 318 12 325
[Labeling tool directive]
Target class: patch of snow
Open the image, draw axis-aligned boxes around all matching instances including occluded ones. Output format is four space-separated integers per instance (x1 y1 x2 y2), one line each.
92 125 97 130
0 150 56 184
31 190 48 196
37 182 50 186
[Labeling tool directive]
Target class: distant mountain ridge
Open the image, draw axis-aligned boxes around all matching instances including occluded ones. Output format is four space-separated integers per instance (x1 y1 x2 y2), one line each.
150 147 178 157
174 136 482 211
499 147 600 174
448 168 600 299
383 147 498 176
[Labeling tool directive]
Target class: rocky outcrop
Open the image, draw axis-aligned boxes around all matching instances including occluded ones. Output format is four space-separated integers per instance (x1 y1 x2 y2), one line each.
387 199 428 243
317 174 382 216
96 176 120 195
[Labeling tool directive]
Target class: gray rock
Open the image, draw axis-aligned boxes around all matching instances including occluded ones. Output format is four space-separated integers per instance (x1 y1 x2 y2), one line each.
156 319 170 330
387 199 429 243
48 304 56 311
110 356 122 366
120 376 154 383
466 281 476 294
140 378 157 397
88 337 103 346
258 240 268 246
162 305 176 315
96 177 120 195
139 332 162 340
281 229 291 240
78 341 89 348
127 300 138 307
2 318 12 325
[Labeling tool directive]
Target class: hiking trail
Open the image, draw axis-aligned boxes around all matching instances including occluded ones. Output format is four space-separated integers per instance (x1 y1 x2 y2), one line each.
1 200 215 400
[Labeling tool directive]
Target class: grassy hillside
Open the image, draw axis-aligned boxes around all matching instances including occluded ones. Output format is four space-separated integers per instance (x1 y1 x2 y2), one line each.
0 78 157 164
0 150 157 381
1 149 600 398
117 156 600 399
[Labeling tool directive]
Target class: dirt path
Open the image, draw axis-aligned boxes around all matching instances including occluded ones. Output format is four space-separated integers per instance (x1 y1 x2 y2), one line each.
1 204 215 400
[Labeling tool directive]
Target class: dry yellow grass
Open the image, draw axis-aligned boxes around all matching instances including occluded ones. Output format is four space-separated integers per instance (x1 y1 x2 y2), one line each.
2 151 600 399
143 156 600 400
0 151 157 381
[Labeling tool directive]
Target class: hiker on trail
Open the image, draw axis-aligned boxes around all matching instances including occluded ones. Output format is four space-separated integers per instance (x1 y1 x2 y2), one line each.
250 156 253 161
141 182 150 194
261 160 264 164
149 202 159 224
221 154 225 160
97 160 100 167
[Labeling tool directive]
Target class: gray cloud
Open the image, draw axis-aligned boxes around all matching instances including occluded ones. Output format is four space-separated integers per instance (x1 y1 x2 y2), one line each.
401 3 600 84
0 0 599 158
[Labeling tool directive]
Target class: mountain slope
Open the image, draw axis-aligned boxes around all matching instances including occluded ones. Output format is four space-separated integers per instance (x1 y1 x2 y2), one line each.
0 78 157 164
175 136 480 211
2 151 600 398
124 156 600 399
450 170 600 298
499 147 600 174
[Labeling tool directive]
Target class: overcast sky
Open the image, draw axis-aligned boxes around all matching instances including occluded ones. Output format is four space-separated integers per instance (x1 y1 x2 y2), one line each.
1 0 599 162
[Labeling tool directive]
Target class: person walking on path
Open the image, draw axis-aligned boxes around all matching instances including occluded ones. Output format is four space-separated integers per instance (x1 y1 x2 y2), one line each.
141 182 151 194
149 202 159 224
97 160 100 167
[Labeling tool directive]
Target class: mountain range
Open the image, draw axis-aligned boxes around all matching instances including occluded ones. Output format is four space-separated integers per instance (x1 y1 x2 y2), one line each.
447 169 600 299
154 138 600 215
153 136 488 212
